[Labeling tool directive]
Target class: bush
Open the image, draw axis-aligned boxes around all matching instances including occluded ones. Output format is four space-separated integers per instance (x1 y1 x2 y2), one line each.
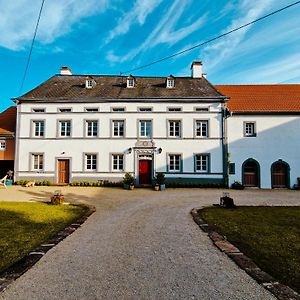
123 173 134 185
155 172 165 185
69 180 122 187
165 181 225 188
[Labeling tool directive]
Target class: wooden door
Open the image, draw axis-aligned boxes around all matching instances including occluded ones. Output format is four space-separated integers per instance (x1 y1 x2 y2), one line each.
243 161 258 187
139 160 152 184
58 159 69 184
272 163 288 188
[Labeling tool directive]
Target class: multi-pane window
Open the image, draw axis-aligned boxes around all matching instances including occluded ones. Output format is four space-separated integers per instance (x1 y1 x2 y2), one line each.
32 108 45 113
0 141 6 150
32 154 43 170
168 154 181 172
244 122 256 137
195 154 209 172
113 120 125 137
167 79 174 88
86 80 93 88
85 154 97 170
169 120 181 138
139 120 152 138
168 107 182 112
112 154 124 171
195 120 208 137
33 121 44 137
139 107 152 112
59 108 72 112
86 120 98 137
59 121 71 137
112 107 125 112
127 79 134 88
195 107 209 112
85 108 99 112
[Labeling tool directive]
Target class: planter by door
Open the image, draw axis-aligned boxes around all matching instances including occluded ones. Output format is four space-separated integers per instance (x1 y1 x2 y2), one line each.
272 162 289 188
58 159 70 184
139 160 152 184
243 159 260 187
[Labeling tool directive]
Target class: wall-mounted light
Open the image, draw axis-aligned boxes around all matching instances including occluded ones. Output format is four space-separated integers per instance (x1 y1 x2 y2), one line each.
158 147 162 154
128 147 132 154
61 151 65 155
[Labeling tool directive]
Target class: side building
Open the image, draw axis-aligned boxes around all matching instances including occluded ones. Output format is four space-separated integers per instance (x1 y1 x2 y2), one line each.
0 106 16 178
13 62 228 185
216 84 300 189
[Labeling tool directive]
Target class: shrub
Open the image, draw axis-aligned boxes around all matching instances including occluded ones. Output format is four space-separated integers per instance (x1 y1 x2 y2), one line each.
123 173 134 185
155 172 165 185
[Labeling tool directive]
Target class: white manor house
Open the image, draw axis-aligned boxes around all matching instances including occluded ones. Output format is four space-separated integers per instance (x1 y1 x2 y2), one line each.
12 62 300 188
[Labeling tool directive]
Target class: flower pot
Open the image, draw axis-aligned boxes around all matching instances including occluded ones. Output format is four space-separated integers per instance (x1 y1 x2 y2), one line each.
123 183 130 190
6 180 13 186
129 184 134 190
159 184 166 191
154 185 159 191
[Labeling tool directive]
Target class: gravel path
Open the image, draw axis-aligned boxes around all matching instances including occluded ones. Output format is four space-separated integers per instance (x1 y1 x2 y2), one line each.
1 187 299 299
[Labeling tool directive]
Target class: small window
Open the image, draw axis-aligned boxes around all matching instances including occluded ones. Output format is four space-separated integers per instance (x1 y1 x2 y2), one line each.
112 154 124 171
168 107 182 112
229 163 235 174
112 107 125 112
0 141 6 151
59 120 71 137
138 107 152 112
195 154 209 172
85 154 97 170
32 154 43 171
127 78 135 88
195 107 209 112
33 121 44 137
167 79 174 88
244 122 256 137
86 79 95 89
32 108 45 113
168 154 182 172
168 120 181 138
86 120 98 137
195 120 208 138
112 120 125 137
59 108 72 113
139 120 152 138
85 108 99 112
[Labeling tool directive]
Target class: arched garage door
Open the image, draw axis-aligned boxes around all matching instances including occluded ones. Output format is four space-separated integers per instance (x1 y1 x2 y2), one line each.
271 161 290 188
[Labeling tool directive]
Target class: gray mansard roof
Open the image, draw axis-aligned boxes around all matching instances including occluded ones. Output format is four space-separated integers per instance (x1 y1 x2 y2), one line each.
15 75 226 102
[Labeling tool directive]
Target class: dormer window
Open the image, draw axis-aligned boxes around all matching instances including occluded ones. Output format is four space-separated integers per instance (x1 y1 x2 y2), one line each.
166 75 175 88
86 78 95 89
127 75 135 88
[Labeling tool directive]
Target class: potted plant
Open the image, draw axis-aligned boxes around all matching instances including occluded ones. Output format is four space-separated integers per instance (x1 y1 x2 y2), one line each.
6 170 13 186
123 172 134 190
154 172 166 191
231 181 244 190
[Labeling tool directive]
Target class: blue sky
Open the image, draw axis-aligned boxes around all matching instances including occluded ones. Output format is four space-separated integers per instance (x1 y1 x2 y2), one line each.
0 0 300 111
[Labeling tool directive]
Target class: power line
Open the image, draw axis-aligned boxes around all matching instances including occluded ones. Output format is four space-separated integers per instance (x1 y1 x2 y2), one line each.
19 0 45 94
120 1 300 75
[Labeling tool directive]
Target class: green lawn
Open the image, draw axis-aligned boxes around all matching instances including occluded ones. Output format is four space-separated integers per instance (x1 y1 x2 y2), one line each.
199 206 300 293
0 202 87 272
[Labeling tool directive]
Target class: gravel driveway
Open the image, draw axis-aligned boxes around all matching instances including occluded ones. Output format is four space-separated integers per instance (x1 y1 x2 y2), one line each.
1 187 299 299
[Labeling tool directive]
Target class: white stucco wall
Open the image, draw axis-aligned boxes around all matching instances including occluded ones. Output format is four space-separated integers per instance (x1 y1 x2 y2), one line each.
227 115 300 188
15 101 225 184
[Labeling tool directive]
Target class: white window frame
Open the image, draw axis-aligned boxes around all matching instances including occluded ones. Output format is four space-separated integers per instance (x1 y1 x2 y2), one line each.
195 120 209 138
139 120 152 138
112 154 124 171
167 79 174 88
112 120 125 137
59 120 71 137
86 120 98 137
168 154 182 172
32 153 44 171
168 120 181 138
0 141 6 151
167 107 182 112
86 79 94 89
32 108 45 113
195 154 209 173
127 78 134 88
85 154 97 171
244 122 256 137
33 120 45 137
138 107 152 112
85 108 99 112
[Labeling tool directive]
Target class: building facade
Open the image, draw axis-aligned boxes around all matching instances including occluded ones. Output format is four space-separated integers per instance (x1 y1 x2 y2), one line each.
0 107 16 178
217 84 300 189
14 62 228 185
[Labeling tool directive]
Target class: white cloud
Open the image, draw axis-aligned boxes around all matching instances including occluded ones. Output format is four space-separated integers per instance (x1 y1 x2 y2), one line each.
105 0 163 44
202 0 275 70
107 0 206 64
0 0 109 51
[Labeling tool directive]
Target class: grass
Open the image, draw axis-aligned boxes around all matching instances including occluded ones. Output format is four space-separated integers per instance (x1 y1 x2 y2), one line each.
199 206 300 293
0 202 87 272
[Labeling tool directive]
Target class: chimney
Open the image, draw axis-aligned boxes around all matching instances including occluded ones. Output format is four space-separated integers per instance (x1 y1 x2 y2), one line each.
191 61 202 78
60 66 72 75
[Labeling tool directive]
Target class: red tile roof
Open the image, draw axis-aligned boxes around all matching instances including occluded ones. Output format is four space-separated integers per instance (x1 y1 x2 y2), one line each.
215 84 300 112
0 106 16 135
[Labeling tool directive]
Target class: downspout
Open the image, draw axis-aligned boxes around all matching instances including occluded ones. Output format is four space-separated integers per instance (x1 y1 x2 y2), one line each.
13 99 20 181
221 100 230 187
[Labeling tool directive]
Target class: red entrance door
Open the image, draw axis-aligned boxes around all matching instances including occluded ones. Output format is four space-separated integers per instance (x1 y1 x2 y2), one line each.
139 160 152 184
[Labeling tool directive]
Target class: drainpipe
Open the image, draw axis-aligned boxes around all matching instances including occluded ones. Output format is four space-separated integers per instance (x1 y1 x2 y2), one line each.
221 101 230 188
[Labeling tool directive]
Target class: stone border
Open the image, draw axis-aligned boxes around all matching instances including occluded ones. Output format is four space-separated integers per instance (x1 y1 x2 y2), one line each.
0 203 96 293
191 207 300 300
